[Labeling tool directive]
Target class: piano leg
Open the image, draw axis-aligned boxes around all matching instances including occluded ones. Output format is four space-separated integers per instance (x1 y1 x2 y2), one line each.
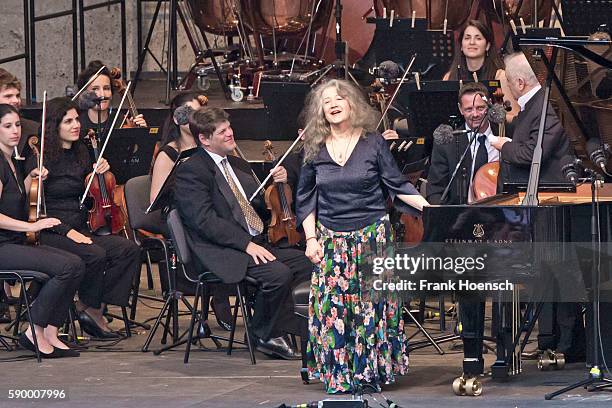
452 294 485 396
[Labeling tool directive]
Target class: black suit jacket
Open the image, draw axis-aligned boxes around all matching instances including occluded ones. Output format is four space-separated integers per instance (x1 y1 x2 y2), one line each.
426 133 473 205
174 148 267 284
500 88 569 187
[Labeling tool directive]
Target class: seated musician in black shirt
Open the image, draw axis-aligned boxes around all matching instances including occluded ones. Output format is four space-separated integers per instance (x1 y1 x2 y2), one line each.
76 61 147 139
173 107 311 359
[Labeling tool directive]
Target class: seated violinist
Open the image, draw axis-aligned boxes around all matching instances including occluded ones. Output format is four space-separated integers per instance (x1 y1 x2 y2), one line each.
75 60 147 138
26 97 141 339
173 107 311 359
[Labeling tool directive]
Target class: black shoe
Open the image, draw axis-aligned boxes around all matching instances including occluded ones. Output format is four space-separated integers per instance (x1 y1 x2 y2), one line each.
77 311 120 339
210 297 233 332
52 347 80 358
252 335 302 360
17 333 58 358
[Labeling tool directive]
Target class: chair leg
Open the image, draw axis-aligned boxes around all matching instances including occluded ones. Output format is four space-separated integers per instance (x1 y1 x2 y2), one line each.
121 307 131 338
130 268 142 321
236 283 256 365
184 282 202 364
227 286 241 355
20 280 41 363
145 251 155 290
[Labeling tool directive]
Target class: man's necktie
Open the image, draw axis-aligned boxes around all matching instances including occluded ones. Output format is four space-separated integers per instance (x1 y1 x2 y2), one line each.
220 159 264 234
472 135 488 179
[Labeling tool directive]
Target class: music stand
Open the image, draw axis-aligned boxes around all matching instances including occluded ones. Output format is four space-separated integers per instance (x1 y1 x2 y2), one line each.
560 0 612 36
102 128 159 185
147 147 198 214
360 18 454 79
141 147 201 352
387 136 429 174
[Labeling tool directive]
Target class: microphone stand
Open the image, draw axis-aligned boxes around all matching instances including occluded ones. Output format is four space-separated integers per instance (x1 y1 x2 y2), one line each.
440 129 478 204
545 169 611 399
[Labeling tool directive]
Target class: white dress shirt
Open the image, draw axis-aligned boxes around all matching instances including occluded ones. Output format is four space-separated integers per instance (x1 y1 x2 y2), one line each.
517 84 542 112
466 124 500 202
204 148 260 236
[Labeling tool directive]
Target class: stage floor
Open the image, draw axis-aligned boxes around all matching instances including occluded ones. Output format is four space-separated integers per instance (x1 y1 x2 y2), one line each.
1 267 611 408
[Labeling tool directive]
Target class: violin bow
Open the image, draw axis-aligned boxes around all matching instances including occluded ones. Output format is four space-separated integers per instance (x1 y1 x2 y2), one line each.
71 66 106 101
36 91 47 219
79 81 131 207
248 123 310 202
375 54 417 130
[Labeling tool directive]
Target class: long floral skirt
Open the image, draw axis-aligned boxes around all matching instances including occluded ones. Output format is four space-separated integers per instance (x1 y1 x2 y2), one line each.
306 215 409 394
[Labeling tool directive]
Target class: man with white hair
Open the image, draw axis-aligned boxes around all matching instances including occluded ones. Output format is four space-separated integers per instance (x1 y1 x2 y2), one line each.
491 52 569 187
492 53 585 362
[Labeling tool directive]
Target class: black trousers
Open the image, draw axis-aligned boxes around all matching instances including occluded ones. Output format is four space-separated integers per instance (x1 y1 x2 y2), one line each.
40 231 140 308
0 243 85 327
246 238 311 340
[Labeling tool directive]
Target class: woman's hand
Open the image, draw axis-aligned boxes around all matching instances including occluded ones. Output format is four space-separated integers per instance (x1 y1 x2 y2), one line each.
305 238 323 264
382 129 399 140
29 166 49 181
30 218 61 232
66 229 93 244
94 158 110 174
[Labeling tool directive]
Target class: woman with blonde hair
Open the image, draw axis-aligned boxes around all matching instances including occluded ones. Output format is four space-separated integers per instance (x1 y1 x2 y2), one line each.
296 79 429 393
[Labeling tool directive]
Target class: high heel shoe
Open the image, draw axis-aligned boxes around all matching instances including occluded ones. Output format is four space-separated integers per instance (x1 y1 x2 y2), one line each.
77 311 120 339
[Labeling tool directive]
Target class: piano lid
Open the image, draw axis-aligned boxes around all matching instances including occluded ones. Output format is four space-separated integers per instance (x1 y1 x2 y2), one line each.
517 30 612 171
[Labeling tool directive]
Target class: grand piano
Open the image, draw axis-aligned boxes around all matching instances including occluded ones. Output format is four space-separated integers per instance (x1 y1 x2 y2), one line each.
417 32 612 392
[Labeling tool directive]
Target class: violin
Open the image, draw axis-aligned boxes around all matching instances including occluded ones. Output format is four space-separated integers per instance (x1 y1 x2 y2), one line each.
26 92 48 244
109 67 141 128
84 130 126 235
263 141 303 246
26 136 46 245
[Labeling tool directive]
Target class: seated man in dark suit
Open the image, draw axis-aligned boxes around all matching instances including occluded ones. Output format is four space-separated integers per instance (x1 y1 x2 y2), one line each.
427 81 500 205
173 107 311 360
491 51 570 186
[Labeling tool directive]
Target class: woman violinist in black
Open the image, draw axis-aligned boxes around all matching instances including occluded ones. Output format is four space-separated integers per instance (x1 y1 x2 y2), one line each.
0 103 84 357
26 97 140 339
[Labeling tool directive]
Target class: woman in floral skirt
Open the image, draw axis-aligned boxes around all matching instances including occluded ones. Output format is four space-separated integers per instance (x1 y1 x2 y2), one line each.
296 79 429 393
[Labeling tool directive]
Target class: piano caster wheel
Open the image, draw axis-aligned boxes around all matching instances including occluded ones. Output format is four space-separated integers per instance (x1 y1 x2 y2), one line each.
538 350 565 371
452 376 482 396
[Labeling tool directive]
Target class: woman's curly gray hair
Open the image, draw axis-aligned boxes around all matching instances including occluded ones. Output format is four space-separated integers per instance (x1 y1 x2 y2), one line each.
300 79 380 163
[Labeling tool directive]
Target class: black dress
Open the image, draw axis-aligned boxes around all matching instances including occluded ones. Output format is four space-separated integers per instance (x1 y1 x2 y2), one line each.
26 142 140 309
0 153 84 328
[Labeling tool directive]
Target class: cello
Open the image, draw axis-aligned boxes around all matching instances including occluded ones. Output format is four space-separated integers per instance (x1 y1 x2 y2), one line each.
263 141 303 246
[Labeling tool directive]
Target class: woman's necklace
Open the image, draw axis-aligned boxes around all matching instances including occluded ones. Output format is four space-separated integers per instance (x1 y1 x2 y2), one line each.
331 129 356 165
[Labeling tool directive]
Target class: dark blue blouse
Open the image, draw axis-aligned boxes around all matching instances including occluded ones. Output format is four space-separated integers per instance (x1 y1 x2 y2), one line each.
296 132 420 232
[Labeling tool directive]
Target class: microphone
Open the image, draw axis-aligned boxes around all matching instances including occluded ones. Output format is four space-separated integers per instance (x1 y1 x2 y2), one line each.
478 95 505 124
377 60 400 82
173 104 193 126
561 155 582 185
586 138 610 173
78 91 110 110
433 124 468 145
